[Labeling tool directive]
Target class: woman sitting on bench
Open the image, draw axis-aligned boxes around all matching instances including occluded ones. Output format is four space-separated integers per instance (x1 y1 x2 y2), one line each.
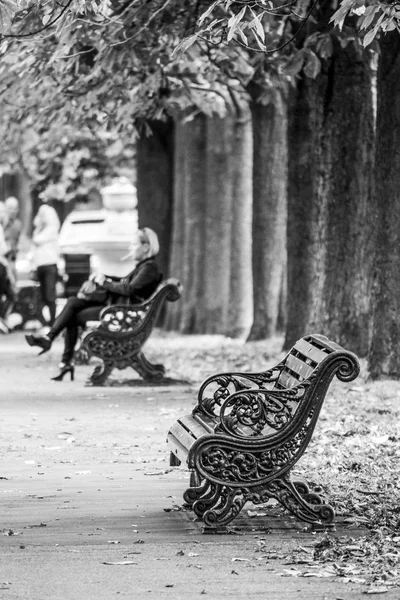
25 227 162 381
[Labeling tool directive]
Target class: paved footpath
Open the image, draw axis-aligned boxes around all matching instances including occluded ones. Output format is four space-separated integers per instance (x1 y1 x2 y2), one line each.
0 333 396 600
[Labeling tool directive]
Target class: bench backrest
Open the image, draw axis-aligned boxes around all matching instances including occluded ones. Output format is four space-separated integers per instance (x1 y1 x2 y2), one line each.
274 335 334 391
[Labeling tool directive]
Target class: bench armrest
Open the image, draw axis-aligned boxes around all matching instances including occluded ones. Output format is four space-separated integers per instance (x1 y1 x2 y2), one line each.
97 304 146 335
215 350 360 439
216 385 307 439
95 278 183 335
195 362 285 419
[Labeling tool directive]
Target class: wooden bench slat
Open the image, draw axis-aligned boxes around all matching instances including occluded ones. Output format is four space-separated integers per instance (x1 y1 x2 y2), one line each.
167 433 192 465
285 353 316 380
168 420 197 453
275 369 302 389
293 338 331 363
179 414 215 436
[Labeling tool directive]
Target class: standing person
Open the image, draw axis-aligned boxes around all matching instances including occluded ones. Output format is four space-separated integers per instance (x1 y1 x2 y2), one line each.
0 202 16 333
4 196 22 281
25 228 162 381
31 204 60 327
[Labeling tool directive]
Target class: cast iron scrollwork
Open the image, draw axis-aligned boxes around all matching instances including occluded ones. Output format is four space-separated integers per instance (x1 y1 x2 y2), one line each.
217 386 308 437
250 476 335 524
197 426 309 484
99 305 149 334
197 362 286 419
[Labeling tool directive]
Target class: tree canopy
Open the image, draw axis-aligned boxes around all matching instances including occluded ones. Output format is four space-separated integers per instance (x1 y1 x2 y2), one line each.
1 0 395 158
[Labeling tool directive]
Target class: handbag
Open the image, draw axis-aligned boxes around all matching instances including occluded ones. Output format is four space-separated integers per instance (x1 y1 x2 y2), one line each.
77 279 108 303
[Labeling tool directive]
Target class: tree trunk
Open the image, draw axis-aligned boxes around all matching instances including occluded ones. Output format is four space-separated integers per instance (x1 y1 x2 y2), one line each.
368 32 400 378
165 115 207 332
136 120 174 279
163 117 188 331
248 90 287 341
307 42 375 357
226 104 253 339
285 74 328 350
167 109 253 336
196 114 234 334
285 42 375 356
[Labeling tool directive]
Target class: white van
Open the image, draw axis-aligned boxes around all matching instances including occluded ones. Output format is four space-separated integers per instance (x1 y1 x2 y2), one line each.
58 208 139 295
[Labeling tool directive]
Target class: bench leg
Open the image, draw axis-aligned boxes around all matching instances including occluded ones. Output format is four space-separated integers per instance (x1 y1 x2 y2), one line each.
183 478 246 528
89 361 114 386
182 474 335 529
258 476 335 525
170 452 181 467
131 351 166 382
184 478 215 511
202 485 246 528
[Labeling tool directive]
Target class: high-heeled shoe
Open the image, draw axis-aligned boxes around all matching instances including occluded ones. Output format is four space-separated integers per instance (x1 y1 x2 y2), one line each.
51 363 75 382
25 334 52 356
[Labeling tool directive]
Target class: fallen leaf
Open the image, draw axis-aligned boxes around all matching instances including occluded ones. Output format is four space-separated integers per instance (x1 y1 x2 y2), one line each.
102 561 137 565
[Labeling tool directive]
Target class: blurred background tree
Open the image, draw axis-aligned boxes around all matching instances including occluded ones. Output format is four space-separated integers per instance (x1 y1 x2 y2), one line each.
0 0 399 378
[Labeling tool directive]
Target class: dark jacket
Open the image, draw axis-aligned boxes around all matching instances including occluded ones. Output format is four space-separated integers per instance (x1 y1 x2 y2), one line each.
102 257 162 305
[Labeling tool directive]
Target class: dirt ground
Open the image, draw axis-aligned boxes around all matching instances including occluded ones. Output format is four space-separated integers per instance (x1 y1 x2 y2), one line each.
0 332 398 600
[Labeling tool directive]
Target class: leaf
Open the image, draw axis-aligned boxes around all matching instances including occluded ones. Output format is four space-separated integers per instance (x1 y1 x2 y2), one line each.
383 18 396 32
0 0 16 34
102 561 137 565
232 557 250 562
316 36 333 60
237 27 248 46
363 29 377 47
284 50 305 77
12 4 36 25
227 6 247 41
198 0 219 26
172 34 198 56
303 50 321 79
359 5 380 30
249 15 265 42
330 0 357 30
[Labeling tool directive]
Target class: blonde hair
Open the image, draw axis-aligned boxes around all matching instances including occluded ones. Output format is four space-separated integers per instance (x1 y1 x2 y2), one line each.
141 227 159 258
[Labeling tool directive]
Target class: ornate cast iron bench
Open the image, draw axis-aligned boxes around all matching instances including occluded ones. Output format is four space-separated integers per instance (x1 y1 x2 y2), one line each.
167 334 360 531
81 278 182 385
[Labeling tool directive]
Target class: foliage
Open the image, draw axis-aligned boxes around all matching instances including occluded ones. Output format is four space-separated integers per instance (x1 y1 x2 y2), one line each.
332 0 400 47
0 0 248 128
0 1 258 201
30 129 136 203
0 0 387 192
